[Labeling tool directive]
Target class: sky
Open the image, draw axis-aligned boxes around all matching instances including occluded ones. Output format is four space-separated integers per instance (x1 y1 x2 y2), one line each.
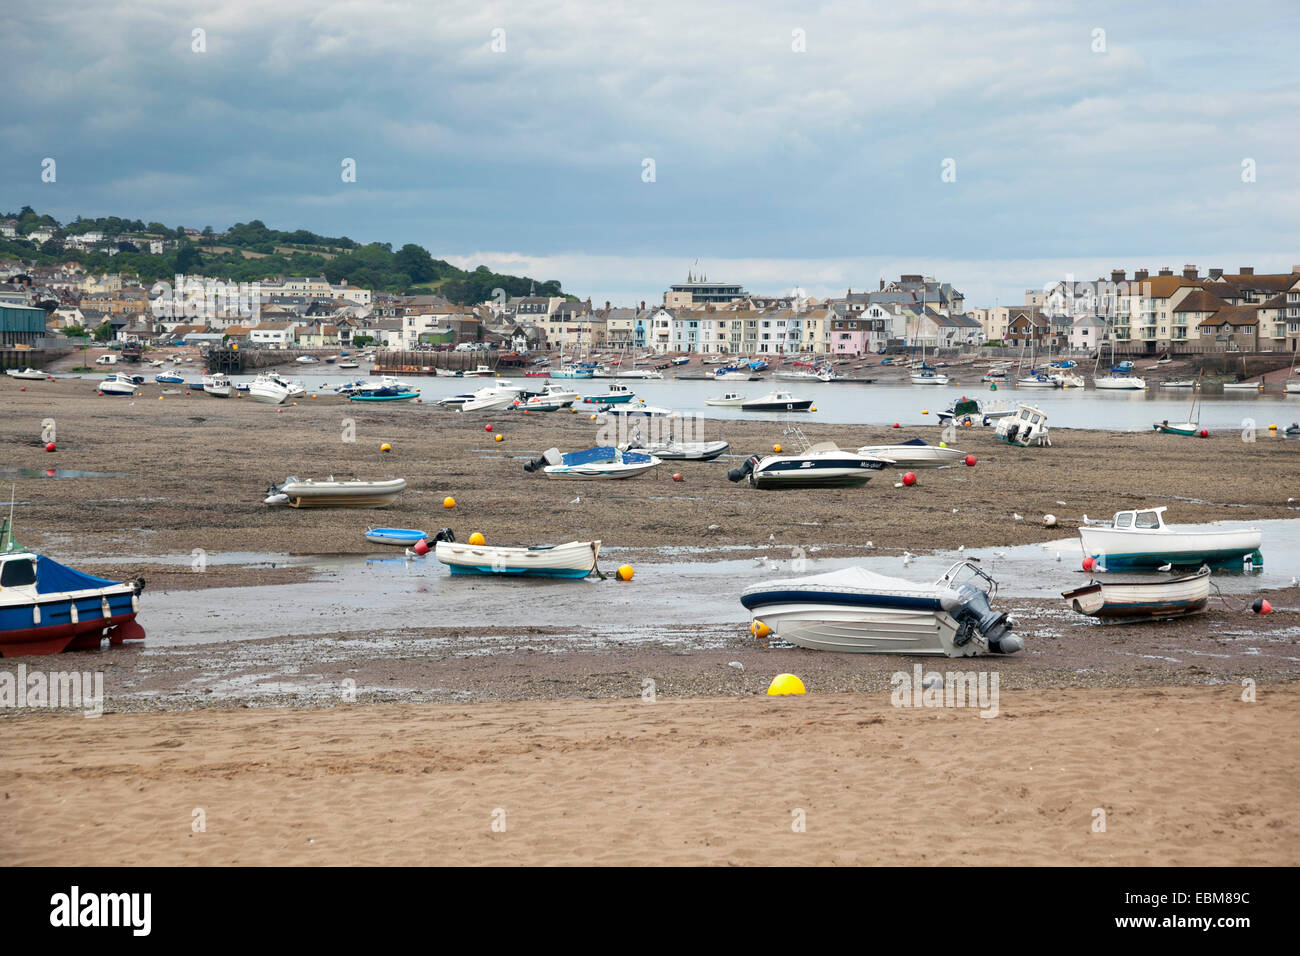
5 0 1300 308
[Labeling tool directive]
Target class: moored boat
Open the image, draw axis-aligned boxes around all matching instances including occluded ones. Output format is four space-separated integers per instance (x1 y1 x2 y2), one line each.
1062 566 1211 622
741 560 1022 656
264 476 407 508
740 390 813 412
202 373 232 398
705 391 746 406
524 446 662 480
5 367 46 380
364 527 427 547
1077 507 1262 570
97 372 142 396
425 529 601 578
855 438 968 468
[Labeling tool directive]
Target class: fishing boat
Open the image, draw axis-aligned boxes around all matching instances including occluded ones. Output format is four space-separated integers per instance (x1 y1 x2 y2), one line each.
264 476 407 508
524 446 662 480
581 383 637 404
856 438 968 468
1062 566 1211 622
1077 507 1262 570
248 373 293 404
202 373 232 398
728 425 887 489
5 367 46 380
740 560 1022 656
740 390 813 412
348 386 420 402
0 515 146 657
425 529 601 578
364 527 427 547
97 372 142 396
994 404 1051 446
705 392 746 406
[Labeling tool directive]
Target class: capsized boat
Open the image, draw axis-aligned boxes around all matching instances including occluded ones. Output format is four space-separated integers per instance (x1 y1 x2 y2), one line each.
264 476 407 508
0 517 146 657
741 560 1022 656
423 529 601 578
1078 507 1262 570
1062 566 1211 622
524 446 661 480
855 438 968 468
5 367 46 380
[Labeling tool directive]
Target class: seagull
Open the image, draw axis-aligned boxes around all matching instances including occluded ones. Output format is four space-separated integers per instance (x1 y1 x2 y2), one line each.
902 552 914 567
952 508 959 514
570 496 581 504
865 541 874 549
994 551 1007 559
1013 513 1023 521
769 533 776 543
1158 563 1172 572
957 545 965 552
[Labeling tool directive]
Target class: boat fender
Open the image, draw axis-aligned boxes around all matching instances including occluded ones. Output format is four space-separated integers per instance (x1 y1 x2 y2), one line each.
727 456 758 483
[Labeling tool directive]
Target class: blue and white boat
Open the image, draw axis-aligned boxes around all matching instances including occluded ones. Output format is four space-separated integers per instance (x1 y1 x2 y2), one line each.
524 446 661 479
0 517 146 657
364 527 427 547
551 364 595 380
1077 507 1262 570
348 387 420 402
153 372 186 384
741 560 1022 656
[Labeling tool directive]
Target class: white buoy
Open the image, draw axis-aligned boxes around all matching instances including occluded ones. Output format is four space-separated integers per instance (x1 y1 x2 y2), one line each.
1043 514 1058 527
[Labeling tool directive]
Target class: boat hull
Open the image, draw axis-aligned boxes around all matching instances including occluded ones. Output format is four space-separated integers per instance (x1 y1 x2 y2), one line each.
1153 422 1200 436
1062 569 1210 621
0 558 145 658
1077 527 1261 569
856 445 967 468
436 540 599 577
741 400 813 412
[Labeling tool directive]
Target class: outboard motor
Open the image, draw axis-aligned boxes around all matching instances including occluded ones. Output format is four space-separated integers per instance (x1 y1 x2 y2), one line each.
523 448 563 473
412 528 455 557
728 455 759 483
941 582 1018 652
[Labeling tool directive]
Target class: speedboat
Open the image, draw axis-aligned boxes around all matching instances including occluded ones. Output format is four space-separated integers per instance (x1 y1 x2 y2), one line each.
97 372 141 396
461 382 525 412
1062 566 1210 622
524 446 661 480
424 529 601 578
202 374 232 398
628 430 730 461
995 404 1050 446
728 426 887 488
248 373 293 404
705 392 747 406
338 360 360 370
0 517 146 657
5 367 46 381
856 438 968 468
514 396 567 412
741 560 1022 657
740 390 813 412
154 372 186 385
1077 507 1261 570
264 476 407 507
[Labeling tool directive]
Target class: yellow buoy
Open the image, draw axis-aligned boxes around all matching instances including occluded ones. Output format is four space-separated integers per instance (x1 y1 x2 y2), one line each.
380 443 391 452
443 496 456 509
767 673 806 696
590 414 597 421
922 409 929 415
468 532 485 545
773 443 783 453
1268 424 1277 431
750 620 771 639
617 564 634 581
494 433 504 442
158 395 164 400
938 441 947 448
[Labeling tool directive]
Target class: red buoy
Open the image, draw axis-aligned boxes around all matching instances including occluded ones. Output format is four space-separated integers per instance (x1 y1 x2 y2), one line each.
44 442 55 452
902 472 916 486
671 473 682 482
964 455 976 467
1199 428 1209 438
1083 557 1096 572
892 422 900 429
485 424 493 432
1252 597 1273 615
413 538 431 556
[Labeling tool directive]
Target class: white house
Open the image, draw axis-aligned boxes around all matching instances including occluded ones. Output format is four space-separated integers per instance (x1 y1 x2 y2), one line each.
1070 315 1107 351
248 321 300 346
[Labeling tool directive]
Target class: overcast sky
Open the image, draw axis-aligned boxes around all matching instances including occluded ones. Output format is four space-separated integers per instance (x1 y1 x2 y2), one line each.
6 0 1299 306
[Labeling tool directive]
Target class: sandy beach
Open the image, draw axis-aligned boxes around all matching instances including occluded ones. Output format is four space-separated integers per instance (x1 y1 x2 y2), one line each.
2 371 1298 866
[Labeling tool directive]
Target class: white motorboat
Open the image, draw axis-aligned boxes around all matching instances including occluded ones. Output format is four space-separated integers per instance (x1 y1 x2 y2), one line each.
615 369 663 380
97 372 141 396
534 383 580 406
1077 507 1262 570
774 370 820 381
728 425 888 488
525 446 662 480
338 360 360 370
202 373 232 398
995 404 1051 446
603 402 674 418
856 439 968 468
5 367 46 380
264 476 407 508
910 367 949 385
427 530 601 578
296 355 320 364
1222 381 1264 391
628 430 730 460
1094 374 1146 390
740 390 813 412
1062 566 1211 622
741 560 1022 656
461 381 526 413
705 392 747 407
248 373 293 404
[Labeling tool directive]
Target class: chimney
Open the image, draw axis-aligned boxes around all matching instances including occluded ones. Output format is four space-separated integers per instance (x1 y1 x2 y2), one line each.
880 279 885 290
1110 269 1125 283
1239 266 1253 275
1134 269 1149 282
605 300 610 311
640 300 646 310
1158 267 1173 277
1182 265 1198 280
1209 268 1223 280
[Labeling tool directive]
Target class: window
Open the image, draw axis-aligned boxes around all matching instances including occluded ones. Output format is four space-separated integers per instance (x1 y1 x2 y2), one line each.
0 558 36 587
1115 513 1133 529
1135 511 1159 529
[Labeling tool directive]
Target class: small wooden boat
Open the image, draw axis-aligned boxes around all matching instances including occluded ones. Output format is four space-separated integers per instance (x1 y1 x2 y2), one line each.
264 476 407 507
365 527 427 546
1061 566 1211 622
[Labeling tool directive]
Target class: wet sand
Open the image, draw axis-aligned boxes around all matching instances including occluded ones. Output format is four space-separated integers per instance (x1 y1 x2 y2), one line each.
1 684 1295 866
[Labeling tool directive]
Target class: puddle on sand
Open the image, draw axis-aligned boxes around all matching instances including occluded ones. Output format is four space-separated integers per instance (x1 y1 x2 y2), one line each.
0 468 129 479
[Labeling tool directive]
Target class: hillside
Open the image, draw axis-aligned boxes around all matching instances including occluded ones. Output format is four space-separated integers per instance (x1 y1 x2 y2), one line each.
0 206 569 305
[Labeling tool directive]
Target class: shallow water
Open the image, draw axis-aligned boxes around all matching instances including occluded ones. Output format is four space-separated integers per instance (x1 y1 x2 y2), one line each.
125 517 1298 648
0 467 129 479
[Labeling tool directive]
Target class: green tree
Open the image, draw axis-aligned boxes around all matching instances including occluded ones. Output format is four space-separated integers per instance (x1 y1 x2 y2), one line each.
91 321 115 343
